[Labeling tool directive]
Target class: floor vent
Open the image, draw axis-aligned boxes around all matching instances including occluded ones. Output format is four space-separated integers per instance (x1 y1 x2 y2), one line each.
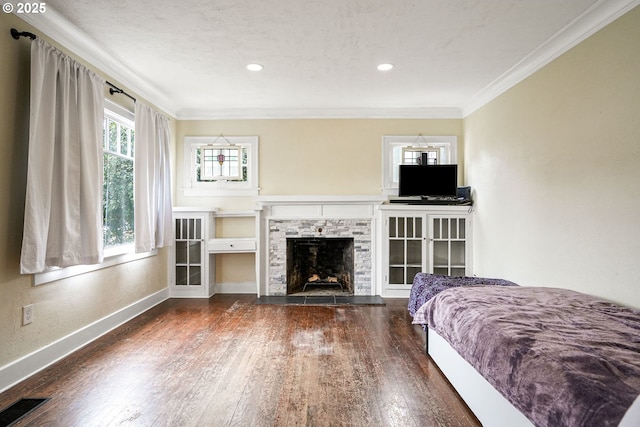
0 398 50 427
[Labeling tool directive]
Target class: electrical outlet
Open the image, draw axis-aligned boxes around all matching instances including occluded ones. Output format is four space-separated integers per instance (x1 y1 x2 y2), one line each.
23 304 33 325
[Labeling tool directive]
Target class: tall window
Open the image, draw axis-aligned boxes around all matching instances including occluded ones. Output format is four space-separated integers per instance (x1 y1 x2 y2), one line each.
103 105 135 252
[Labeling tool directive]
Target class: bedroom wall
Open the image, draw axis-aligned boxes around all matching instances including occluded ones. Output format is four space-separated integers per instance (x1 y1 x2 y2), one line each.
175 118 464 203
464 6 640 309
175 118 464 285
0 13 173 373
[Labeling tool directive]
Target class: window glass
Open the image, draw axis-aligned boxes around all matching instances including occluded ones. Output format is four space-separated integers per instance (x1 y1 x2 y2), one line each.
199 146 243 181
103 111 135 249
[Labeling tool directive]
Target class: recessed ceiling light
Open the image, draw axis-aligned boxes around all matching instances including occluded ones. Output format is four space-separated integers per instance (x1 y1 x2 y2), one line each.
377 63 394 71
246 63 264 71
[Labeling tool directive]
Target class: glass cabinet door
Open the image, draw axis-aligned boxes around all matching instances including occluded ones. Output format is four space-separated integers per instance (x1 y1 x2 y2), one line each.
175 217 203 286
387 215 425 285
431 217 466 276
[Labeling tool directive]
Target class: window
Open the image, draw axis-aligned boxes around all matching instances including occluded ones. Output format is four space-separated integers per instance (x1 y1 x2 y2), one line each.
382 135 457 195
200 145 242 181
35 101 155 285
401 147 439 165
184 136 259 196
103 103 135 254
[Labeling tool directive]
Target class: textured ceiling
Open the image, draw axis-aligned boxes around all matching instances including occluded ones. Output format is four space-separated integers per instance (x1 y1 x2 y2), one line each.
22 0 638 118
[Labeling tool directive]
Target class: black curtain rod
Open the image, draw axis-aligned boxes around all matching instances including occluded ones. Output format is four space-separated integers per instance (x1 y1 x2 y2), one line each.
106 82 137 103
10 28 36 40
10 28 137 103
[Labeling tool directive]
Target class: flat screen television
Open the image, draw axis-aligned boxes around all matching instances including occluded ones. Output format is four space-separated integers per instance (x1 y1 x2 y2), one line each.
398 164 458 198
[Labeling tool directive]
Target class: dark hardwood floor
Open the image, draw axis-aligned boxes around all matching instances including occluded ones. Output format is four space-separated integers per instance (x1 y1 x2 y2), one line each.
1 295 480 426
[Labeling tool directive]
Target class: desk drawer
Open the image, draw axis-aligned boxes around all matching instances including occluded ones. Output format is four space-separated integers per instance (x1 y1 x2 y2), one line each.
208 238 256 252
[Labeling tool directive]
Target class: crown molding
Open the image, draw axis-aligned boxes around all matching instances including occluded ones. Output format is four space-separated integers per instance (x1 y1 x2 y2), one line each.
14 0 639 121
13 8 178 117
175 107 464 120
462 0 640 117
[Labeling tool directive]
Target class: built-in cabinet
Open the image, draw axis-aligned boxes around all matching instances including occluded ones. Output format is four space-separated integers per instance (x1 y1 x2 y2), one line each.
171 209 215 298
379 204 472 297
171 208 261 298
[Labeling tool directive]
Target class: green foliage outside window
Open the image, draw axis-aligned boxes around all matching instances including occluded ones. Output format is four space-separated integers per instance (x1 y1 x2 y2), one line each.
103 115 134 248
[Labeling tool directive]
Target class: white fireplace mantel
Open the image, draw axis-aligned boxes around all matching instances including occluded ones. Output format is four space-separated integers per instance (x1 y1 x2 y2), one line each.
257 195 383 296
257 195 386 220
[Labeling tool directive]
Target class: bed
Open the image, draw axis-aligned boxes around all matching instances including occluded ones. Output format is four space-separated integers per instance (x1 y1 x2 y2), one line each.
407 272 517 319
409 280 640 427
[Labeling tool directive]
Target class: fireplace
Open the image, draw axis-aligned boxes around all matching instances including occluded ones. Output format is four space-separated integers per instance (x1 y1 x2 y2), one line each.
286 238 354 294
267 218 373 296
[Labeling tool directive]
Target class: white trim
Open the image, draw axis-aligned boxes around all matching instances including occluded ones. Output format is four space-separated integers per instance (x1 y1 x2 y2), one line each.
257 195 386 205
15 8 177 117
34 250 157 286
104 99 134 122
17 0 639 119
0 288 169 393
462 0 640 117
175 107 464 120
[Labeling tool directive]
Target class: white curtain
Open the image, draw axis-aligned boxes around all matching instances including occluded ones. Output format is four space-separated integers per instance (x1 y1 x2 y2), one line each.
20 39 105 274
134 102 173 253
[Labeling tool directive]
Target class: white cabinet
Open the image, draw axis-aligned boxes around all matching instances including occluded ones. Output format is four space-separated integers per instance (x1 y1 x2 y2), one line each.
171 208 261 298
379 205 472 297
171 209 215 298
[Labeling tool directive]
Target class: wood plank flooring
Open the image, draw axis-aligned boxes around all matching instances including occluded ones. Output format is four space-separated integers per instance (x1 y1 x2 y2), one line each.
0 295 480 427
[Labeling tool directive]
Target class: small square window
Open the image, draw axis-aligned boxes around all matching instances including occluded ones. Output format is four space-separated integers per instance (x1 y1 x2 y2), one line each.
183 136 259 197
200 146 242 181
382 135 457 196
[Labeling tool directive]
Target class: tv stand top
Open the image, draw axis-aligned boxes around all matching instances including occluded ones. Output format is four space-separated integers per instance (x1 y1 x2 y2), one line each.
388 196 472 206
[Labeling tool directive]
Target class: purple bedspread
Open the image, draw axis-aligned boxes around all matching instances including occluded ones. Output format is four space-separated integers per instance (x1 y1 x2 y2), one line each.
415 286 640 427
407 273 517 317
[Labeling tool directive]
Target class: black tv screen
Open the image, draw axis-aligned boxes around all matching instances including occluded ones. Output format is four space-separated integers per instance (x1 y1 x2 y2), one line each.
398 165 458 197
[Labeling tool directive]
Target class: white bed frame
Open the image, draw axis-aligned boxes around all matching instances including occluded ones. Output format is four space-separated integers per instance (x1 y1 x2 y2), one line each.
428 328 640 427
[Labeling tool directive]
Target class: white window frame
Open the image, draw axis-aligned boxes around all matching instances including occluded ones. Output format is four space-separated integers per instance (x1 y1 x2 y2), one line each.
34 100 157 285
103 101 136 257
183 136 259 197
382 135 457 196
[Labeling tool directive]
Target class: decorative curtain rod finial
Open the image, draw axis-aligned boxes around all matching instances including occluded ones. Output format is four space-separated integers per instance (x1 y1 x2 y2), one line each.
11 28 37 40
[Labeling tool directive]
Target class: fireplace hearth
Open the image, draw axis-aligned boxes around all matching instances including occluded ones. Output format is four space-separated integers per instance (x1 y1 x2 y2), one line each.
286 238 354 295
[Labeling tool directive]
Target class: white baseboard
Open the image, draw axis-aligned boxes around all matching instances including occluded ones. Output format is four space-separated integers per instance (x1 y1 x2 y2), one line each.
0 288 170 393
215 281 257 294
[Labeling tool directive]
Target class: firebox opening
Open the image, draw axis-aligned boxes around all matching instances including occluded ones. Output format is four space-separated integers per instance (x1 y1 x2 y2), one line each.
286 238 355 295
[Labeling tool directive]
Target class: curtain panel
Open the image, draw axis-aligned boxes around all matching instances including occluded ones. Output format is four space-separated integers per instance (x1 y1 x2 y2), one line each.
134 102 173 253
20 39 105 274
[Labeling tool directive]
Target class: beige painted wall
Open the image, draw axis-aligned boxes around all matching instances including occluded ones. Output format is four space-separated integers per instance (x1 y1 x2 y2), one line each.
175 119 463 206
176 119 463 283
465 6 640 308
0 13 172 369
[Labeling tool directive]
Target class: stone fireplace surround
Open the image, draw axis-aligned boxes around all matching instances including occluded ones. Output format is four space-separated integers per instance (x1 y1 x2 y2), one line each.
259 196 384 296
